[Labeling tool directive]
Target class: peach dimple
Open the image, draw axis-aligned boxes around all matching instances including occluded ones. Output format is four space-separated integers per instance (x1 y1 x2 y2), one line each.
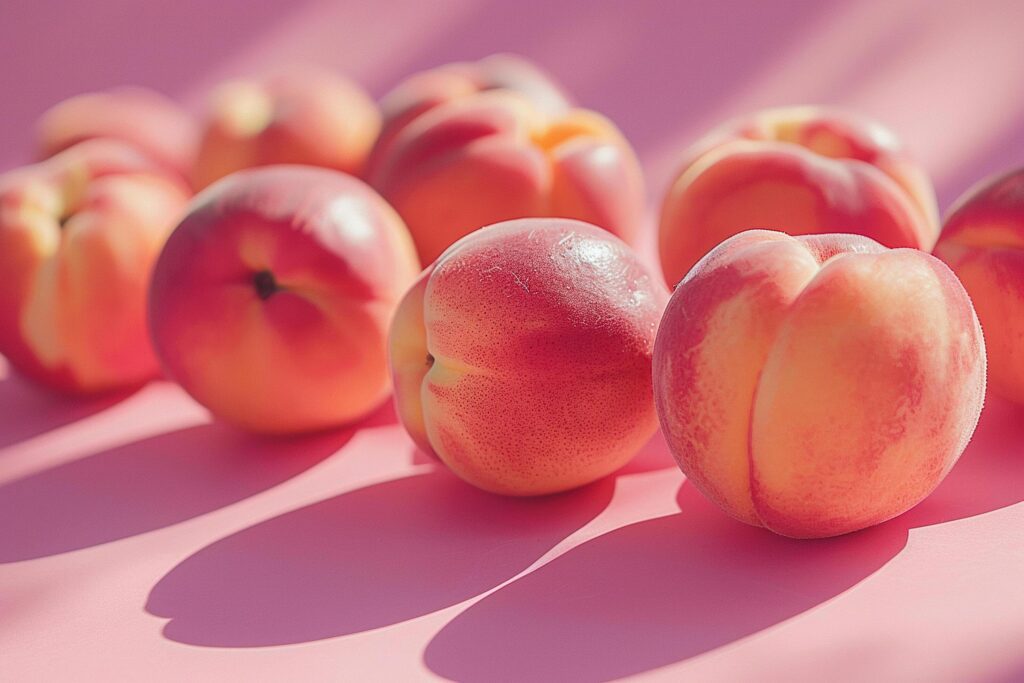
658 106 939 287
653 229 986 538
389 218 668 495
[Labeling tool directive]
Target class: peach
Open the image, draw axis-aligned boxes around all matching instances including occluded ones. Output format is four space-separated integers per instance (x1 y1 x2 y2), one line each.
0 140 191 393
36 86 198 183
192 70 380 190
389 218 668 495
370 91 645 265
933 167 1024 403
149 165 419 434
369 54 569 176
653 230 985 538
659 106 939 286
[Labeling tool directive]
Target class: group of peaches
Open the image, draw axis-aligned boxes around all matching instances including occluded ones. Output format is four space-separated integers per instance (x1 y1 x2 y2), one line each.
2 55 1021 539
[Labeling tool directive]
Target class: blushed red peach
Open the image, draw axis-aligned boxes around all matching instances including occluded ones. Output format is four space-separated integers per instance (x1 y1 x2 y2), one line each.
36 87 198 183
371 91 645 265
0 140 191 393
389 218 668 495
149 165 419 434
653 230 985 538
192 70 380 190
368 54 569 177
933 167 1024 403
659 107 939 286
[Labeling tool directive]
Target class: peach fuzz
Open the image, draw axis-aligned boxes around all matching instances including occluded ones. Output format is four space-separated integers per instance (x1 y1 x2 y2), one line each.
933 167 1024 403
371 91 645 265
149 165 419 434
36 86 198 183
192 70 380 190
368 54 569 177
653 230 985 538
389 218 668 496
658 106 939 287
0 140 191 393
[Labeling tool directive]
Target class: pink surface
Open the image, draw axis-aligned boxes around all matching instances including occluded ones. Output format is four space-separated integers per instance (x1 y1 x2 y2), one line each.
3 1 1024 680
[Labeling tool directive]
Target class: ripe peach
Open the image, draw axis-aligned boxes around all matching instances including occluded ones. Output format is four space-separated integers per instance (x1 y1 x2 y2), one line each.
0 140 191 393
933 168 1024 403
653 230 985 538
149 165 419 434
369 54 569 176
371 91 645 265
36 87 198 183
659 107 939 286
389 218 668 495
192 70 380 190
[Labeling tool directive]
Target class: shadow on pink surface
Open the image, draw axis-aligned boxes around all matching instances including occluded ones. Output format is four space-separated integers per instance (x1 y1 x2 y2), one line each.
422 396 1024 682
0 405 395 563
0 372 137 449
990 658 1024 683
425 490 904 682
146 470 616 646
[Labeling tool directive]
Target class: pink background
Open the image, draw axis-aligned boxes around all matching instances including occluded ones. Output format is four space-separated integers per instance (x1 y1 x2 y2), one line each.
3 0 1024 680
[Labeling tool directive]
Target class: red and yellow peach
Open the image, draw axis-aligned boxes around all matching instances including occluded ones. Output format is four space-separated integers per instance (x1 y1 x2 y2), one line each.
192 70 380 190
0 140 191 393
653 230 986 538
933 167 1024 403
36 86 198 184
390 217 668 495
369 54 569 176
658 107 939 286
149 165 419 434
371 91 645 265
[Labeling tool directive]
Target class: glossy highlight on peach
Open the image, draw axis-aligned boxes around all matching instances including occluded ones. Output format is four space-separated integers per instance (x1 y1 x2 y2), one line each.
149 165 419 434
653 230 986 538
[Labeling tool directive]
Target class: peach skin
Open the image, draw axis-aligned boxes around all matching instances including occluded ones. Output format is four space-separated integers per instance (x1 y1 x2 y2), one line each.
389 218 668 496
36 86 198 184
933 167 1024 403
0 140 191 393
368 54 569 177
192 69 380 190
371 91 645 265
653 230 985 538
149 165 419 434
658 107 939 286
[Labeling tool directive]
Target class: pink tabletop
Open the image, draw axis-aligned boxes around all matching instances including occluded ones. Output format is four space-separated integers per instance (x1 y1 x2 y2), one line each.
3 1 1024 681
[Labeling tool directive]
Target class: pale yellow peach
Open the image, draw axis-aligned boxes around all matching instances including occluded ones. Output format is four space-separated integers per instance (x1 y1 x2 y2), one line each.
653 230 985 538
